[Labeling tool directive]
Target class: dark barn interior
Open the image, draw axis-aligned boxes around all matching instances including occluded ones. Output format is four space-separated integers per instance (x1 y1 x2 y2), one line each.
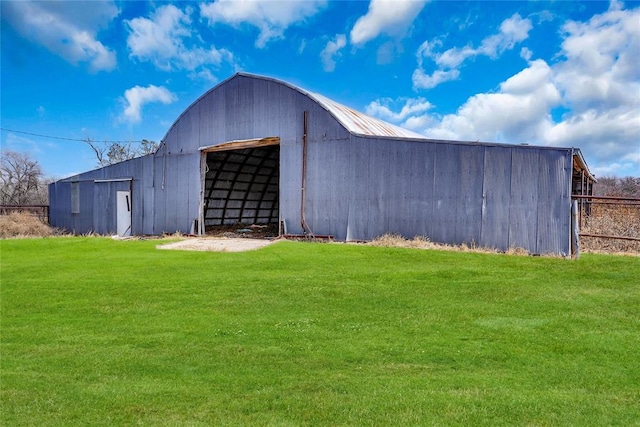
202 146 280 228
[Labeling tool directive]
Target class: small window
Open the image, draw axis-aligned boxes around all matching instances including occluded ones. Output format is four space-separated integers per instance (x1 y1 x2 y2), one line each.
71 182 79 214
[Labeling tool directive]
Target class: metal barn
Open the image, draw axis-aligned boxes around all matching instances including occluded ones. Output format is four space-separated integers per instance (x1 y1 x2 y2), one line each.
49 73 595 255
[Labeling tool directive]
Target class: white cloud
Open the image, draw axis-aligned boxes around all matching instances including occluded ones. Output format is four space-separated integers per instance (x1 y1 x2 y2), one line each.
478 13 532 58
427 60 562 142
126 5 233 73
542 3 640 175
5 133 46 154
200 0 326 48
350 0 428 46
2 1 118 72
553 4 640 111
412 68 460 90
365 97 433 123
320 34 346 72
121 85 178 124
413 13 532 90
375 4 640 176
520 47 533 61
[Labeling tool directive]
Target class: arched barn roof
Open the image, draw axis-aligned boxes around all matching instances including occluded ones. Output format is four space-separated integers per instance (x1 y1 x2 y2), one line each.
164 72 425 142
241 72 425 139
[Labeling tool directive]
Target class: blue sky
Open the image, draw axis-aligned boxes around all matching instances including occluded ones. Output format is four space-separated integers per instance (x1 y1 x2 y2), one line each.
1 0 639 179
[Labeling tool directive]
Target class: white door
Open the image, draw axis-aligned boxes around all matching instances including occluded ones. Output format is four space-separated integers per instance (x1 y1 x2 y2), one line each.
117 191 132 236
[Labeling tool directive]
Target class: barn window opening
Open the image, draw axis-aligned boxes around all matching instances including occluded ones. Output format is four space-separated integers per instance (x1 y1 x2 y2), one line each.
202 144 279 230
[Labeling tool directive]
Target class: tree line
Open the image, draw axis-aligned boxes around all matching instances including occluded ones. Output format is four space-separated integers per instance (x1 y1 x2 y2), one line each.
594 177 640 198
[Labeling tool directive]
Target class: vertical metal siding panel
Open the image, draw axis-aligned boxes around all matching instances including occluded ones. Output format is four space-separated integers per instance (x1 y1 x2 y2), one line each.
536 150 571 255
48 183 58 228
200 85 226 145
456 145 484 245
280 138 303 235
412 142 436 239
161 126 180 232
480 146 513 250
387 140 412 236
93 182 107 233
175 155 189 232
366 138 391 239
509 149 540 253
253 79 277 137
239 77 256 139
163 155 181 232
178 103 199 152
57 182 71 231
153 153 166 234
330 139 350 240
131 160 143 235
348 137 370 240
164 161 178 232
224 77 240 140
142 155 154 234
224 76 255 141
275 82 301 144
93 182 128 235
277 87 304 236
307 102 350 142
77 180 94 233
432 144 461 244
306 139 329 235
143 186 154 234
186 154 202 233
49 182 71 231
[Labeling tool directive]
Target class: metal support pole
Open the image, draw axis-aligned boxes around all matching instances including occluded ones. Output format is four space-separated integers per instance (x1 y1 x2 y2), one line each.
571 200 580 259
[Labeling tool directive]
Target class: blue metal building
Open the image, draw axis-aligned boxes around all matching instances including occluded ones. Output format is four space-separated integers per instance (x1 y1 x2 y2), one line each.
49 73 595 255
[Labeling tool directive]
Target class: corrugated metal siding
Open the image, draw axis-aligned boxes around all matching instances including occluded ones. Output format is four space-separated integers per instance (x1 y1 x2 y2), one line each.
508 149 540 252
456 145 485 245
301 134 573 254
536 149 572 255
432 144 462 244
480 146 513 250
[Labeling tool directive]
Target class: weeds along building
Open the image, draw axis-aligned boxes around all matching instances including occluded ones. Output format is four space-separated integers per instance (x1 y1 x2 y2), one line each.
49 73 595 255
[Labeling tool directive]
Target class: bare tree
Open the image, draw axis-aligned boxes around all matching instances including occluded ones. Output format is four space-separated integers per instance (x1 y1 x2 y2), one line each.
595 176 640 198
0 150 48 205
85 138 159 167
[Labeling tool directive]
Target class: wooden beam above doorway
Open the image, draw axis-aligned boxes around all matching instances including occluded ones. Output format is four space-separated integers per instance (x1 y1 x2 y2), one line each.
199 137 280 153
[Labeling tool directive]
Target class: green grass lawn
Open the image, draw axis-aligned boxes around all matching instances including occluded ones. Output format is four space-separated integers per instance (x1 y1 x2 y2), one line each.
1 238 639 426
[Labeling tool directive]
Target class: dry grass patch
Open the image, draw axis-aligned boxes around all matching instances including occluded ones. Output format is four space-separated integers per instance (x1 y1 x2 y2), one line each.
368 233 525 255
0 212 54 238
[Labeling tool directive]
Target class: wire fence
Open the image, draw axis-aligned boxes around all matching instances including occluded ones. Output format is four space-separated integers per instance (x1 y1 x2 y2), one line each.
573 196 640 253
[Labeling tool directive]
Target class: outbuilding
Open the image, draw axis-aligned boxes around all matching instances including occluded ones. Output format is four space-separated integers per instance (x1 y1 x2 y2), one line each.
49 72 595 255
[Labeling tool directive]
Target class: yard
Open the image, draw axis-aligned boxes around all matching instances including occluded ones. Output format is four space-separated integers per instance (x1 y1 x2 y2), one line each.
1 238 639 425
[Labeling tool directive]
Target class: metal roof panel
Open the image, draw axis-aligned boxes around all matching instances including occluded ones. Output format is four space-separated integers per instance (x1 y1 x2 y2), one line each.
308 92 426 139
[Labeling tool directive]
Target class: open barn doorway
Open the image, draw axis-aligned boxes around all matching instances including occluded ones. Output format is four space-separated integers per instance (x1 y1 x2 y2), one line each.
200 137 280 238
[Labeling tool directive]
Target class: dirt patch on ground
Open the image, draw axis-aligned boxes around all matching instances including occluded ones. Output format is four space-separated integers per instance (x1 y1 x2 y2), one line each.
157 237 277 252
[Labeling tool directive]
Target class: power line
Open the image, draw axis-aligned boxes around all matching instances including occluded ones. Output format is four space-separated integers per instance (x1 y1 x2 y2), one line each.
0 127 145 144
